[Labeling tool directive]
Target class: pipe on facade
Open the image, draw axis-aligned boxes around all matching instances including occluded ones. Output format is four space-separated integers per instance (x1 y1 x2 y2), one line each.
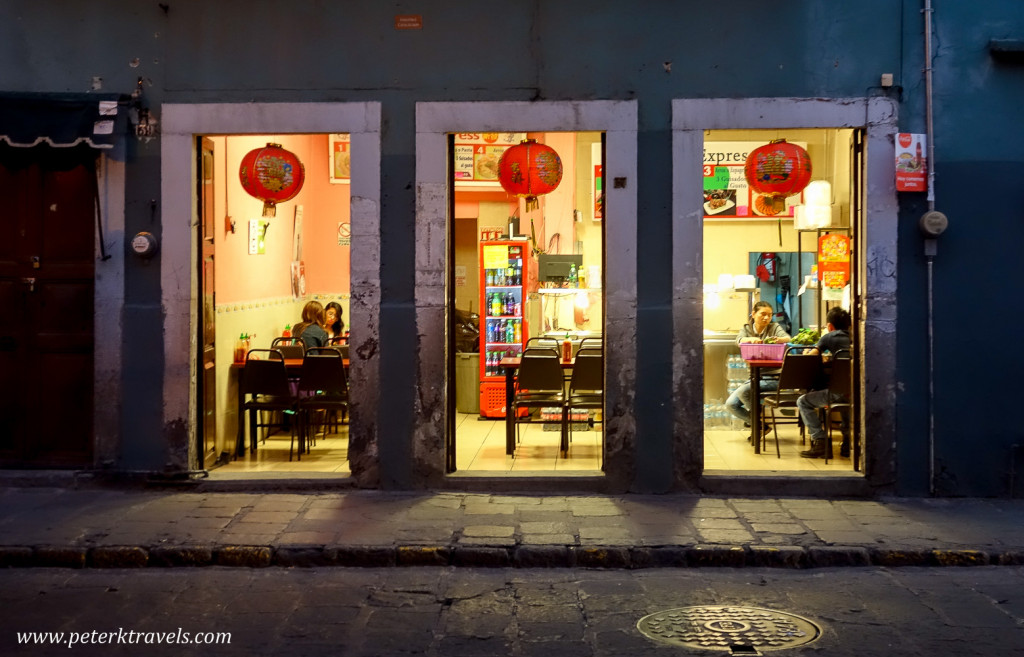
923 0 937 495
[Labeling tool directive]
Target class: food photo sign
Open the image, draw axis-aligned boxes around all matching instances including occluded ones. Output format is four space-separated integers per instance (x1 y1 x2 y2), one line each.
702 141 805 220
453 132 526 188
328 133 351 184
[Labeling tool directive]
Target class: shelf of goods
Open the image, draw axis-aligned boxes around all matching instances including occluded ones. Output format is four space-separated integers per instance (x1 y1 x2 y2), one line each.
479 241 529 418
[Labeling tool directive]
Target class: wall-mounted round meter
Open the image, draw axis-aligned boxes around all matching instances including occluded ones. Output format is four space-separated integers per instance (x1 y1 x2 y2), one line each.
130 231 158 257
919 211 949 237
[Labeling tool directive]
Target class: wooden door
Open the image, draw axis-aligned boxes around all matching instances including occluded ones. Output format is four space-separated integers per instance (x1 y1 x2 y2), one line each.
198 138 219 468
0 146 95 466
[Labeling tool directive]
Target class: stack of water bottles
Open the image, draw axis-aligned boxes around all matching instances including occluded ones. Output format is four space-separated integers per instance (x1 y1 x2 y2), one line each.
725 354 750 430
703 399 729 431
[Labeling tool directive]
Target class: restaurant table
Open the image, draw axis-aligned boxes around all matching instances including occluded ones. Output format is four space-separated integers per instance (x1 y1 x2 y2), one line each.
745 358 783 455
499 356 574 457
230 357 348 458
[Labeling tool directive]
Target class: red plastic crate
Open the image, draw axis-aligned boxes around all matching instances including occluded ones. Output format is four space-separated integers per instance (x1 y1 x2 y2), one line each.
479 381 508 418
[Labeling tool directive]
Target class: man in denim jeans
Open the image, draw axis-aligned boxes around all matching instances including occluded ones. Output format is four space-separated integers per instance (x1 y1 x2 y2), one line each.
797 307 853 458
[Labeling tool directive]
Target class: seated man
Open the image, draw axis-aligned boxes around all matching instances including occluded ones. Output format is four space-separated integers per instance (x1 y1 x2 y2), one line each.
725 301 791 439
797 307 853 458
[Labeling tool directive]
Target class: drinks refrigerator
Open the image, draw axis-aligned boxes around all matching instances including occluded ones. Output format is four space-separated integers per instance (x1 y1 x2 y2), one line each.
479 241 529 417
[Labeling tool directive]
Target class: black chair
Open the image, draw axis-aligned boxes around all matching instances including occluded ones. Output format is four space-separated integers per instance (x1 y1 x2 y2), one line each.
240 349 301 460
578 337 603 351
823 349 853 464
296 347 350 453
563 347 603 451
525 337 559 350
511 348 566 451
271 336 305 360
760 347 822 458
328 336 351 359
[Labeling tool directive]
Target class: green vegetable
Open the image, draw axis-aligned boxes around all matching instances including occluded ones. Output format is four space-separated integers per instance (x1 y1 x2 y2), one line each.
790 328 820 345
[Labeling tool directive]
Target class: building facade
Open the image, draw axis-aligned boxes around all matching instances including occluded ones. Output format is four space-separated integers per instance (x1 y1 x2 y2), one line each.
1 1 1022 496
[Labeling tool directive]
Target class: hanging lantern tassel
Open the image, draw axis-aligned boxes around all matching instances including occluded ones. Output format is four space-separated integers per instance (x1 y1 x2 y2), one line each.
497 139 563 213
239 143 306 219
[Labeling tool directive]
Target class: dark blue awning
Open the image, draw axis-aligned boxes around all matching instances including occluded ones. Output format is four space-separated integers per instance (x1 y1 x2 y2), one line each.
0 92 131 150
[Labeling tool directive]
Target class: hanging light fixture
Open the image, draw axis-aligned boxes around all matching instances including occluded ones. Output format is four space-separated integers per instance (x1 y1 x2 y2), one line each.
744 139 813 215
239 143 306 217
794 180 833 229
497 139 563 211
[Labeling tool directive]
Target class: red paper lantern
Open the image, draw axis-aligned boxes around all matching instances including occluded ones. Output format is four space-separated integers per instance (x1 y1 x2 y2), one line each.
497 139 563 211
239 143 306 217
744 139 812 215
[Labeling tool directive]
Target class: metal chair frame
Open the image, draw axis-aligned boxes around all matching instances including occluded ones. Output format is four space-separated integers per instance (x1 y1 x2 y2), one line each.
823 349 853 464
511 348 567 451
240 349 301 460
270 337 305 360
563 348 603 449
761 347 822 458
296 347 350 453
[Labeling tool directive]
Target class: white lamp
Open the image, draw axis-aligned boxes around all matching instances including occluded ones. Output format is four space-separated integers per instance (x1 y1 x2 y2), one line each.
793 180 832 229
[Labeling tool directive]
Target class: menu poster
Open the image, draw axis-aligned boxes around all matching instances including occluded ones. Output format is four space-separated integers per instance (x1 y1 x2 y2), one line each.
702 141 805 219
817 233 851 289
895 133 927 192
592 142 603 220
454 132 526 187
329 133 351 184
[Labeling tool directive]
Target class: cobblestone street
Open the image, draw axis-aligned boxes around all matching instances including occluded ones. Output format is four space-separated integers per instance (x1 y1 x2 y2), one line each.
5 566 1024 656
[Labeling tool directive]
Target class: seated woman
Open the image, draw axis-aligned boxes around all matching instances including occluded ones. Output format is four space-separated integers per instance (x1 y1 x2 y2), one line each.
291 300 329 349
724 301 791 439
325 301 346 342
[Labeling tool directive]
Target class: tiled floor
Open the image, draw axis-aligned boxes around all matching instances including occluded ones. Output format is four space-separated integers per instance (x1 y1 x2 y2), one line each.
703 422 857 473
212 425 351 476
454 412 603 473
209 413 855 477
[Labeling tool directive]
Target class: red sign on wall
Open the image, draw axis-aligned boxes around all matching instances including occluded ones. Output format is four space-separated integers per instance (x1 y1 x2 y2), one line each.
895 133 927 192
817 233 851 289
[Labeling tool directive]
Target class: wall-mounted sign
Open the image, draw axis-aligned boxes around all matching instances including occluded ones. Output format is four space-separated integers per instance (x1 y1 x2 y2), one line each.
248 219 268 255
337 222 351 246
290 261 306 298
394 14 422 30
329 133 351 184
702 141 805 219
454 132 526 188
817 233 851 289
592 142 603 221
895 132 927 192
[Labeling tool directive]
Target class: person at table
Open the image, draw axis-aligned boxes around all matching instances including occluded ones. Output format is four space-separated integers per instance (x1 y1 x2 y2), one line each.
724 301 791 435
325 301 346 341
797 307 853 459
291 300 329 349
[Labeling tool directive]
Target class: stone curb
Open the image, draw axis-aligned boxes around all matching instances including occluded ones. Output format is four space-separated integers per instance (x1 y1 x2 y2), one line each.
0 544 1018 569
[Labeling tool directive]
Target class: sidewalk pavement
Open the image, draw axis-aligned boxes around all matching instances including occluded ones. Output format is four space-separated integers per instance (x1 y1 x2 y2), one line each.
1 485 1023 569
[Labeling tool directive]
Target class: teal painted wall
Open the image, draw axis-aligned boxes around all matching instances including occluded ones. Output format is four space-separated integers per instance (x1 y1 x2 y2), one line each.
3 0 1023 495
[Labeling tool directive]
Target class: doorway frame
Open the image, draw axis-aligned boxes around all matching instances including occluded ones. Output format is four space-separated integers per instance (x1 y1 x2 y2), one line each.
161 102 382 483
671 97 899 494
414 101 638 491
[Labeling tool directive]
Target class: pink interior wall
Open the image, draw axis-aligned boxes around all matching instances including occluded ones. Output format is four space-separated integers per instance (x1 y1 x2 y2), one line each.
216 134 351 304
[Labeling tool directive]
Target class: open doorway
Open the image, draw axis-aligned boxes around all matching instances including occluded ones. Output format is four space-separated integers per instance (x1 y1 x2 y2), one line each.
449 131 606 474
198 133 352 476
700 128 863 474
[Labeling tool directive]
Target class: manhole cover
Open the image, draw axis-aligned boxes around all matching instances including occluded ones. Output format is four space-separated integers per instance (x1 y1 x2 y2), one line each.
637 605 822 654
